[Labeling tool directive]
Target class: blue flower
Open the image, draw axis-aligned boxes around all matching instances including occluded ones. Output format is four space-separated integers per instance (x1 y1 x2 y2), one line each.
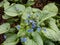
28 14 30 18
29 20 35 23
32 23 36 29
27 29 34 33
16 25 20 30
37 27 41 32
44 28 46 32
25 20 30 25
21 37 27 42
16 8 19 11
29 20 36 29
29 20 33 23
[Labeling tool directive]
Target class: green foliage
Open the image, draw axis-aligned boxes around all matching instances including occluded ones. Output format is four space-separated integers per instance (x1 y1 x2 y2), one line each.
44 40 55 45
4 4 25 17
0 23 10 34
25 0 35 6
2 34 19 45
40 3 58 23
31 32 43 45
0 1 4 7
25 37 37 45
0 0 60 45
42 28 60 41
48 18 59 31
4 0 10 10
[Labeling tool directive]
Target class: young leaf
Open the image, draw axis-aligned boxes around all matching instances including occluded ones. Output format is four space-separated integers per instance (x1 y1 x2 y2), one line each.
22 7 32 20
17 29 26 37
31 32 43 45
0 23 10 34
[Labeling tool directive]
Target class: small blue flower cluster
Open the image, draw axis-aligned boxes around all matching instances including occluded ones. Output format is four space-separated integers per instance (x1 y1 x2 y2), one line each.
29 20 36 28
32 22 36 29
25 19 42 33
20 27 43 43
37 27 41 32
20 13 47 43
27 26 47 33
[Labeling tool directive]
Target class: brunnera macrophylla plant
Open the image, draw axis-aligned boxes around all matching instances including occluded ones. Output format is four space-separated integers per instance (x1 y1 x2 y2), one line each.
0 0 60 45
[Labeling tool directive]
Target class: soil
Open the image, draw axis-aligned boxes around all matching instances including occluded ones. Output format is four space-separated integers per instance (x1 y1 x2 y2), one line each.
0 34 5 44
0 7 5 45
0 7 6 25
0 0 60 45
0 0 3 2
32 0 60 9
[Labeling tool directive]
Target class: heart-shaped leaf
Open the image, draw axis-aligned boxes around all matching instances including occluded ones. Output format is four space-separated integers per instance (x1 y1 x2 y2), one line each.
4 4 25 17
40 3 58 23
